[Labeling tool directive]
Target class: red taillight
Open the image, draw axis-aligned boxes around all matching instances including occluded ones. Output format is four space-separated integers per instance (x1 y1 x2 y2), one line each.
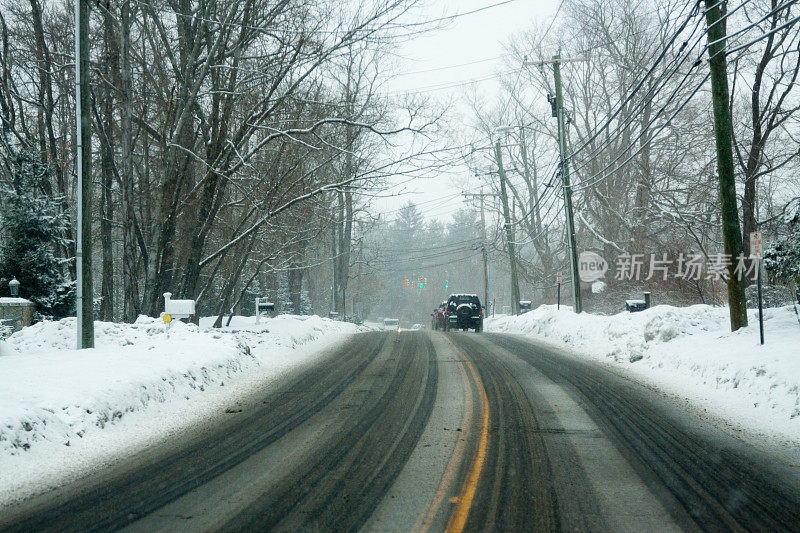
478 307 483 316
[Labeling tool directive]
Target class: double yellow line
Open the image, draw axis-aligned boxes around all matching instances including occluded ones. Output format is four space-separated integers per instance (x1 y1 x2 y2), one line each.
418 336 490 533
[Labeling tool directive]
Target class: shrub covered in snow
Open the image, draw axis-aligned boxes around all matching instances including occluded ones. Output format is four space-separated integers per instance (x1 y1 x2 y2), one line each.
0 139 74 318
765 200 800 285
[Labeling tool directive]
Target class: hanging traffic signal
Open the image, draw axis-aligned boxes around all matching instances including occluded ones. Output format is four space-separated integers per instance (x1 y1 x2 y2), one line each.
403 278 409 288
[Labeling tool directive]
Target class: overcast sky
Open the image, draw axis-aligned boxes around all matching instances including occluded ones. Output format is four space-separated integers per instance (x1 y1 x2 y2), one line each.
373 0 559 223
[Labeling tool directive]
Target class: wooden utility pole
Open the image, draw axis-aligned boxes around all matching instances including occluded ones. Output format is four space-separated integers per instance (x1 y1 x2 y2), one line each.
75 0 94 348
704 0 748 331
539 52 587 314
494 141 521 315
479 192 489 311
525 53 586 313
463 189 495 310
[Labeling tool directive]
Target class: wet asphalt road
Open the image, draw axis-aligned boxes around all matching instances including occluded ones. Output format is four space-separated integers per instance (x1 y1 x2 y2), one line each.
2 330 799 532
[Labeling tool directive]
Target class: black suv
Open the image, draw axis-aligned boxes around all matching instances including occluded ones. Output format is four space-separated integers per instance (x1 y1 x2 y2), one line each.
444 294 483 332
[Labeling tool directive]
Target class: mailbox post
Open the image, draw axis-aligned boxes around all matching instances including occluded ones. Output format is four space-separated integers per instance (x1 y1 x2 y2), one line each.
750 231 764 345
9 278 20 297
254 297 275 324
1 278 34 332
162 292 196 325
556 272 562 310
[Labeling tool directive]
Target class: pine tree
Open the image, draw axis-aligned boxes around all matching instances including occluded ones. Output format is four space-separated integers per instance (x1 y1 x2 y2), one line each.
764 201 800 284
0 140 74 318
394 201 425 243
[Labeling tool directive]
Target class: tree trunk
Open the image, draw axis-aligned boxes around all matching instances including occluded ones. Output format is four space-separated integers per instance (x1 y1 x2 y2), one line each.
705 0 748 331
98 0 118 321
120 0 140 321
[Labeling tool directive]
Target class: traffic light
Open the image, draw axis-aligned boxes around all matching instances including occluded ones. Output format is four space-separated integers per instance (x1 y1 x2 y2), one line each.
444 281 449 290
403 278 409 288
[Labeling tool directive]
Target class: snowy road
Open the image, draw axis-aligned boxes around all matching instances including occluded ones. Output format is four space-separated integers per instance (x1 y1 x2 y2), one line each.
2 331 799 531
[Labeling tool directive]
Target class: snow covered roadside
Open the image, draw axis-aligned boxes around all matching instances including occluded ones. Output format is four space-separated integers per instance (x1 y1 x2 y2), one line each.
0 314 367 506
486 304 800 444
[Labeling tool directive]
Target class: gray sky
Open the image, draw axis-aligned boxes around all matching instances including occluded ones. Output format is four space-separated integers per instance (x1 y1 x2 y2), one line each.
374 0 558 222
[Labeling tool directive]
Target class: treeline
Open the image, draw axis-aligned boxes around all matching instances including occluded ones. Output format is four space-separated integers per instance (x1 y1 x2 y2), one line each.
0 0 436 323
468 0 800 311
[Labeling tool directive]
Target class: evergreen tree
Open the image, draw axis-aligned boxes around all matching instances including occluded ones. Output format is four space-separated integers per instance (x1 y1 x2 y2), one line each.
0 140 74 318
394 202 425 243
764 201 800 285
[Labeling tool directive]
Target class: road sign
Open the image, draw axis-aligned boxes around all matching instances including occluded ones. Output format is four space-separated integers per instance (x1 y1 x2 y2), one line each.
750 231 763 258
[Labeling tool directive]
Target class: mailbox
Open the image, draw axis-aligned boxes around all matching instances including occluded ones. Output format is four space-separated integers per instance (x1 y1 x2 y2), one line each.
254 297 275 324
163 292 196 321
625 300 647 313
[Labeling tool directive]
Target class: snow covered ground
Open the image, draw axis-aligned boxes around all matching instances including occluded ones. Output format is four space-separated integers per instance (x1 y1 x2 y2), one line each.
486 304 800 444
0 314 367 506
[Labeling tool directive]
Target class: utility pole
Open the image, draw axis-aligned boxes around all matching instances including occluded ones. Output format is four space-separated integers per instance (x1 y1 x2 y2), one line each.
494 141 521 315
704 0 748 331
75 0 94 348
479 191 489 311
526 52 587 314
463 189 495 310
518 127 541 228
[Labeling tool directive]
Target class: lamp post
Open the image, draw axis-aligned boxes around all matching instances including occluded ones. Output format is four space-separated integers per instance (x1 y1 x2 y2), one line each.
9 278 20 297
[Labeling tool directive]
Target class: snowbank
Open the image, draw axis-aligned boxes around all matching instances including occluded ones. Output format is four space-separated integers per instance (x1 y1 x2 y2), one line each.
0 315 365 457
486 304 800 443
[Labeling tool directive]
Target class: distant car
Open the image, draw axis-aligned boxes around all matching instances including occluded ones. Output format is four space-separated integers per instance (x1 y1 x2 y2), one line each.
411 323 424 330
444 294 483 332
431 302 446 331
383 318 400 331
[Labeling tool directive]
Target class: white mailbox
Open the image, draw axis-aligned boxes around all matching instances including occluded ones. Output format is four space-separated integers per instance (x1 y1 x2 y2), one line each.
163 292 196 322
254 297 275 324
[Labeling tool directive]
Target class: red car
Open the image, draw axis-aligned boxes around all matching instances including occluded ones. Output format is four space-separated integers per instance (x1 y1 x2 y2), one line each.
431 302 446 330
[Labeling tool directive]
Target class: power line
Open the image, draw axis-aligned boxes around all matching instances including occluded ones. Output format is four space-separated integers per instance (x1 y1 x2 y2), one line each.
568 0 793 175
388 68 523 96
568 0 796 192
572 71 711 193
497 0 565 121
563 1 704 163
389 55 506 78
129 0 523 37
